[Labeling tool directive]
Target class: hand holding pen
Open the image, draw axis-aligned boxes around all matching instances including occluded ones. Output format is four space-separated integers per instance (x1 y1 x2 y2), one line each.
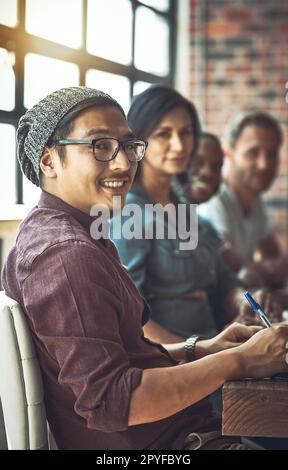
244 291 288 379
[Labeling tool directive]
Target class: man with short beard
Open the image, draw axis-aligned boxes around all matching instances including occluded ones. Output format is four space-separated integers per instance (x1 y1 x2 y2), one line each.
199 112 288 289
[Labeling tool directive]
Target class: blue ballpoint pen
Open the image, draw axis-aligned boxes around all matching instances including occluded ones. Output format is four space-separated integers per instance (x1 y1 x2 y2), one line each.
244 292 288 380
244 291 272 328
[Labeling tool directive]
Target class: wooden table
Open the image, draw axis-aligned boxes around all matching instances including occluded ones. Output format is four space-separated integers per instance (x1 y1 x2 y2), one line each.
222 378 288 437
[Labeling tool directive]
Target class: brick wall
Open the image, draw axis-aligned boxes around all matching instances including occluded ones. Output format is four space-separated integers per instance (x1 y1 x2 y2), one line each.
188 0 288 252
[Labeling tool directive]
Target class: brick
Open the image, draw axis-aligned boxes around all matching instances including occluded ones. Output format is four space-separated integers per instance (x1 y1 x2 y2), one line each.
206 23 240 38
261 90 278 101
225 8 254 22
262 8 288 21
206 50 234 60
277 21 288 33
242 23 267 34
242 0 259 5
246 50 261 60
215 78 228 87
247 77 259 87
225 37 253 48
206 0 226 5
190 38 216 48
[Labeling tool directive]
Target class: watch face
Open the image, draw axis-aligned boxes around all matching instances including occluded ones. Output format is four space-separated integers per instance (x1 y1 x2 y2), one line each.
186 335 198 348
185 336 199 361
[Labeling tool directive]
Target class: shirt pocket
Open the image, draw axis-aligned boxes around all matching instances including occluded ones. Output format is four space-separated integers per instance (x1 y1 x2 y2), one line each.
167 239 219 289
153 239 199 288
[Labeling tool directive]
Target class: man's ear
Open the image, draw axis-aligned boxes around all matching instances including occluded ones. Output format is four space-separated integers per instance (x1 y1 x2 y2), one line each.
221 147 235 179
224 146 234 160
39 147 58 180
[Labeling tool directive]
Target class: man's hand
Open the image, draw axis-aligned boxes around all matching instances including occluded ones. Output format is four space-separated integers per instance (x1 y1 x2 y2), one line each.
195 322 262 358
236 289 283 325
196 323 288 380
236 324 288 379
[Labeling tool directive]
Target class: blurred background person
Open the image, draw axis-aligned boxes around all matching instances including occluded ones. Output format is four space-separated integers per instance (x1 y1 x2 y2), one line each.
199 112 288 289
189 132 224 205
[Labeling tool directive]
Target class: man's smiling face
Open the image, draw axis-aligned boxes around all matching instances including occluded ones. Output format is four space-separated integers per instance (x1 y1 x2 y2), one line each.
42 106 138 213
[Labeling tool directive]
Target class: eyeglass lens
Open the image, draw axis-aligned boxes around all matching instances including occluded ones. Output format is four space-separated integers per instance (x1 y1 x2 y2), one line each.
93 138 145 162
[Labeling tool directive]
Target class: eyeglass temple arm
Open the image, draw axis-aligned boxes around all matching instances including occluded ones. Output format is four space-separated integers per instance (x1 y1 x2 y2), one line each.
56 139 92 145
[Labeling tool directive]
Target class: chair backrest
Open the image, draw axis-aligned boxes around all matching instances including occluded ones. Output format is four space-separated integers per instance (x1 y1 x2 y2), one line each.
0 398 8 449
0 292 49 450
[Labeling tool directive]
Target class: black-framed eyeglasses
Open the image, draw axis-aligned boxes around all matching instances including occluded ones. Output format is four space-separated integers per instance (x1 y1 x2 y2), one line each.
53 137 148 163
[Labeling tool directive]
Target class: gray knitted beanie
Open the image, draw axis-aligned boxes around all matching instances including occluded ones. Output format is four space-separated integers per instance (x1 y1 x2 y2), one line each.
16 86 125 186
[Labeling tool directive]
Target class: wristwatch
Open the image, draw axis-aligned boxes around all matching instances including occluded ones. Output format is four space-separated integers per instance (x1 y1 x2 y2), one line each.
184 335 200 362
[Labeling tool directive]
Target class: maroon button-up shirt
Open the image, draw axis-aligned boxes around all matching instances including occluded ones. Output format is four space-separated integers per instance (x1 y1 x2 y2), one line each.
2 191 218 450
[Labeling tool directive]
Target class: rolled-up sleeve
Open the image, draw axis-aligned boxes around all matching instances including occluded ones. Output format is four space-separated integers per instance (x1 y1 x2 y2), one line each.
22 240 143 432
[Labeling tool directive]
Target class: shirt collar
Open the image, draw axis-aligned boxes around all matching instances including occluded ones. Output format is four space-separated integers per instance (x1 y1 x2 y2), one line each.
222 182 260 218
37 190 97 232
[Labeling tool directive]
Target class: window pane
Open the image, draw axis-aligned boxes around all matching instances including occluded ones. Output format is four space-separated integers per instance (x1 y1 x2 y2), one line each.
26 0 82 48
24 53 79 108
86 69 130 114
0 124 16 207
139 0 169 12
0 0 17 27
87 0 132 65
133 81 152 96
0 48 15 111
23 177 41 207
135 7 169 76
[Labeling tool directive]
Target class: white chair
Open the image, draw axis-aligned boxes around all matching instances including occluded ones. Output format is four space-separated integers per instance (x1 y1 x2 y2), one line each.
0 398 8 449
0 292 52 449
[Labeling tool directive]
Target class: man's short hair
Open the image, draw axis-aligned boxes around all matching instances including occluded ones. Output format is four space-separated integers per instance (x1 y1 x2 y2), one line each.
224 111 283 149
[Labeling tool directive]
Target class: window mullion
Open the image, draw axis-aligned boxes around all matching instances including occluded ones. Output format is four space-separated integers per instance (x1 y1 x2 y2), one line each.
168 0 176 87
130 0 137 99
14 0 26 204
79 0 88 85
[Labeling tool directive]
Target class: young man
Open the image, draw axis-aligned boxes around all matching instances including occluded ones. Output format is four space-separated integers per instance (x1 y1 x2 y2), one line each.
2 87 288 450
199 112 288 288
190 132 224 204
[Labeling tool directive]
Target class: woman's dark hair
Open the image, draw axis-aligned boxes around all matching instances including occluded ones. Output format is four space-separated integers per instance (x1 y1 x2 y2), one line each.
128 84 201 150
127 84 201 183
